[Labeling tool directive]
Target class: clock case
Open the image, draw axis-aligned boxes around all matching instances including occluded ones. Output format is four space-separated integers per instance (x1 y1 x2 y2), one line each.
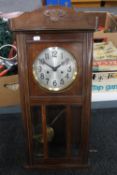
10 6 96 169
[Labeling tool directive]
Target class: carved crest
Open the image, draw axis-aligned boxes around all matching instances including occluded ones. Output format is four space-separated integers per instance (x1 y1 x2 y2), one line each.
44 9 67 22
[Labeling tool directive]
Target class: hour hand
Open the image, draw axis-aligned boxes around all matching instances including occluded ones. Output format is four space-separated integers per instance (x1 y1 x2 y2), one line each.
54 58 70 71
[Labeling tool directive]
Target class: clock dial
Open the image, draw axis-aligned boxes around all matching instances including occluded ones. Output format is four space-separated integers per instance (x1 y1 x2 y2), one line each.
33 47 77 91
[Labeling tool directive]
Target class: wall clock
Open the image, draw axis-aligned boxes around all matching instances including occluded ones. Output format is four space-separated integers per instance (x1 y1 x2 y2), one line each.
10 6 96 169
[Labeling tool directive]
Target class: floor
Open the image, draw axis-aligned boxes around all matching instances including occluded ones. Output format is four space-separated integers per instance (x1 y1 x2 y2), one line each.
0 108 117 174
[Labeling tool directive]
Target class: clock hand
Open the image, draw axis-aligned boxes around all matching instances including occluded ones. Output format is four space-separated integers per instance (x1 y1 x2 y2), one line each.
54 58 70 71
40 58 69 71
40 59 55 71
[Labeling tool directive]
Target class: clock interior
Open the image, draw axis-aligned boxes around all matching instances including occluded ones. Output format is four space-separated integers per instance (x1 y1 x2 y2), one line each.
31 105 81 162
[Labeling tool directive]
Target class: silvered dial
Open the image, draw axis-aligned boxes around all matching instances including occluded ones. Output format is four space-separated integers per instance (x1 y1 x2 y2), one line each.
33 47 77 91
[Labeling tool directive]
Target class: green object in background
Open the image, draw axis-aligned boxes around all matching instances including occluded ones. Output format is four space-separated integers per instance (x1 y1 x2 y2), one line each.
0 18 18 76
0 18 13 58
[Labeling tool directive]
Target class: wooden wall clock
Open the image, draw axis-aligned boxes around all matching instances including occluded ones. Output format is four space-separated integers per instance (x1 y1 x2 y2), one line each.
10 6 96 169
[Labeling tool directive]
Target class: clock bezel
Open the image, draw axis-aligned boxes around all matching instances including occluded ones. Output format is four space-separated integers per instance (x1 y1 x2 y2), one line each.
32 46 78 92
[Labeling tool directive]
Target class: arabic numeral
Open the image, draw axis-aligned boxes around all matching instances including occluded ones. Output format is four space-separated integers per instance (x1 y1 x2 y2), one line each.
61 53 63 59
52 50 57 57
45 53 49 60
65 73 69 79
60 79 64 85
40 58 45 64
40 73 44 79
53 80 57 86
67 66 71 72
46 78 49 84
38 66 42 72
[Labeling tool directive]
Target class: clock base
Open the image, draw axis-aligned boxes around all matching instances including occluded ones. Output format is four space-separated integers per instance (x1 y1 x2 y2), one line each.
24 161 90 170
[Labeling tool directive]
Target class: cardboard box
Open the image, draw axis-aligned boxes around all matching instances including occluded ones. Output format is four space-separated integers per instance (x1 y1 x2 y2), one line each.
92 72 117 93
94 31 117 48
0 75 20 107
79 12 117 48
83 11 117 32
105 1 117 7
91 12 117 48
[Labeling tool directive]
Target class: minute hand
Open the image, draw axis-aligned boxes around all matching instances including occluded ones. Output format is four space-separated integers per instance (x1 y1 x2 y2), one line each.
40 60 55 71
